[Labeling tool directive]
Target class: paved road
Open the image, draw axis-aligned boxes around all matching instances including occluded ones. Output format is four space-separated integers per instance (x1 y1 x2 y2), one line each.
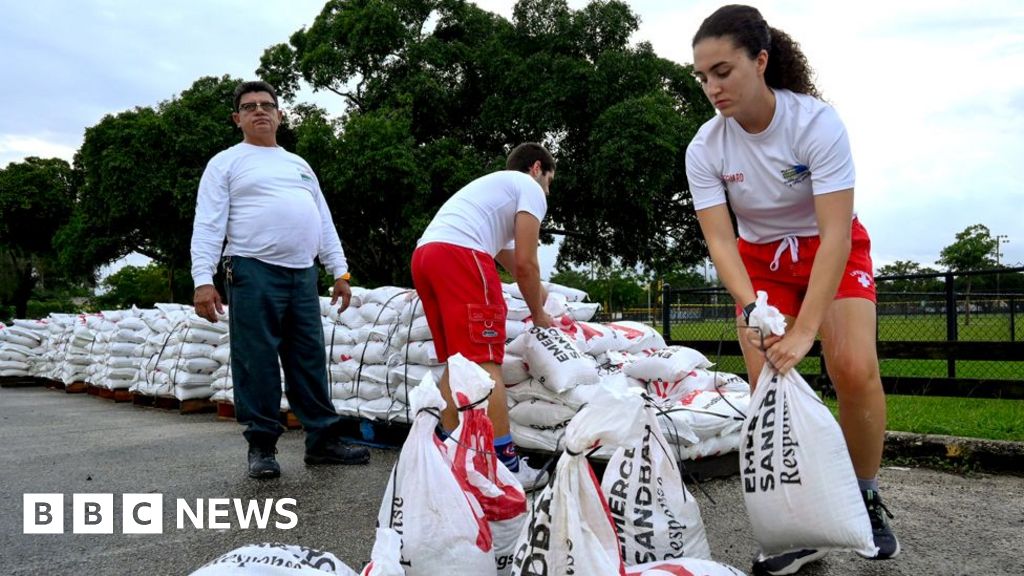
1 386 1021 575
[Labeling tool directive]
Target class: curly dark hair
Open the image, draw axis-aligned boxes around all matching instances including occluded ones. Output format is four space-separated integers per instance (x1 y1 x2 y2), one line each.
692 5 820 98
506 142 556 174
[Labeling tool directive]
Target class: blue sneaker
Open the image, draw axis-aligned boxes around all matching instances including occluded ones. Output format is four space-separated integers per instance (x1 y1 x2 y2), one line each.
859 489 901 559
752 549 827 576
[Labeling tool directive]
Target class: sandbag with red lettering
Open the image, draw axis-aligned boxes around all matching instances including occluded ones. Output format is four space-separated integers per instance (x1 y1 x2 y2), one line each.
445 354 528 576
625 557 746 575
377 372 495 575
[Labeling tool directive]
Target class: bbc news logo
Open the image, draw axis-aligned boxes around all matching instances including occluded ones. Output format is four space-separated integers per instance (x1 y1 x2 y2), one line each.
23 494 297 534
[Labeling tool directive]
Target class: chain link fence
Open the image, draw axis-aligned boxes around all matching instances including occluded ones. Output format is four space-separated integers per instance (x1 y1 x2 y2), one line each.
659 268 1024 383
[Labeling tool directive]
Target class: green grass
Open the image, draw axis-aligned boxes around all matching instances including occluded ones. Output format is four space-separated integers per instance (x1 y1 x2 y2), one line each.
824 396 1024 442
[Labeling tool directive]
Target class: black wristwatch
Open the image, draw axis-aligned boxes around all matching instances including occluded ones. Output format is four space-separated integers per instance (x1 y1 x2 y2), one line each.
742 301 757 325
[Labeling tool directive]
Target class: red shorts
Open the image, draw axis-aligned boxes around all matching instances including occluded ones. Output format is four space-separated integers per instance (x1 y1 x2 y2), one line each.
736 218 876 318
411 242 507 365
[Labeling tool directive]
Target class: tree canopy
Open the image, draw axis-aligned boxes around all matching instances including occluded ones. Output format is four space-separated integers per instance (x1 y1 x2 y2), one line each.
0 157 76 317
259 0 715 284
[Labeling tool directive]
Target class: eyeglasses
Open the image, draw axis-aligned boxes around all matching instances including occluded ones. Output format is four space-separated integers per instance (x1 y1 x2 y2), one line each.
238 101 278 113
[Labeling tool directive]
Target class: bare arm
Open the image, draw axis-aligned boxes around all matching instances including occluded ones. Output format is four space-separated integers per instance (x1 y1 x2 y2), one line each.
512 211 552 328
495 249 517 279
695 204 757 309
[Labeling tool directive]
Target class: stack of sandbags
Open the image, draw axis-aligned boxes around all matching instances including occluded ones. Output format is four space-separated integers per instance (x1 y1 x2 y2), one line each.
93 308 148 391
329 286 417 423
37 313 77 381
56 314 101 384
0 319 47 377
133 304 225 401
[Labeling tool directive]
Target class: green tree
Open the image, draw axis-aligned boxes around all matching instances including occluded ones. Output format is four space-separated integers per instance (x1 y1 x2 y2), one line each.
549 263 646 313
876 260 943 293
95 263 194 309
0 157 77 318
259 0 714 284
937 224 999 324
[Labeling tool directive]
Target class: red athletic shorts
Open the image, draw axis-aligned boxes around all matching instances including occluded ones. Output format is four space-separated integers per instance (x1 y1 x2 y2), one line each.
736 218 876 318
411 242 507 365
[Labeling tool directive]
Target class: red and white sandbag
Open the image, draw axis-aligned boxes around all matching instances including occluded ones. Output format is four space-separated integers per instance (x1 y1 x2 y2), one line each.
377 372 495 575
626 558 747 576
522 326 599 393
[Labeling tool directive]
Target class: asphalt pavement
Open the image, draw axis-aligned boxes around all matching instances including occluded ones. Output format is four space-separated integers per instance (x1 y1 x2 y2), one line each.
1 385 1022 576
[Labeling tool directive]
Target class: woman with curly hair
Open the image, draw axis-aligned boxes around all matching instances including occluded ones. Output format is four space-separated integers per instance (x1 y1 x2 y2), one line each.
685 5 899 574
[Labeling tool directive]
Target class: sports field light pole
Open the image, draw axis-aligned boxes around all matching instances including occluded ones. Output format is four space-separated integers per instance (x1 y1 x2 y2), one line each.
993 234 1009 295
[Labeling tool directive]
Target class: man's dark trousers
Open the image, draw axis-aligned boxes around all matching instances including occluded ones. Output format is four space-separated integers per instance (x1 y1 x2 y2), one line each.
226 256 338 450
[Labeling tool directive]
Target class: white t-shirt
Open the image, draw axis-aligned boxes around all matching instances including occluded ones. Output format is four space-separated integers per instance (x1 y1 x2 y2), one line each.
685 89 855 243
190 142 348 287
417 170 547 256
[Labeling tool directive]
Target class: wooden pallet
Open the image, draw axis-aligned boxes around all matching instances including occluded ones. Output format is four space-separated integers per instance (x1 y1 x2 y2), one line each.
131 393 216 415
216 402 235 421
65 381 88 394
86 384 102 397
0 376 50 388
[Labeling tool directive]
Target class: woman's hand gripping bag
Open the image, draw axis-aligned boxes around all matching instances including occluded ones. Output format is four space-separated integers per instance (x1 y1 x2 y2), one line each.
602 397 712 564
741 292 875 558
510 377 646 576
445 354 528 576
376 371 495 575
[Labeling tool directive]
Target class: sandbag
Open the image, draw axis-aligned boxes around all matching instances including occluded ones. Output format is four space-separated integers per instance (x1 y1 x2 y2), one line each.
522 326 599 393
188 543 358 576
376 372 495 575
603 401 711 564
742 368 875 557
510 380 646 576
445 354 527 576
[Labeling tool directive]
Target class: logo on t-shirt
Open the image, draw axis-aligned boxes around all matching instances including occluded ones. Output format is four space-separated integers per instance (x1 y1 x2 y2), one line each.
781 164 810 187
296 167 314 183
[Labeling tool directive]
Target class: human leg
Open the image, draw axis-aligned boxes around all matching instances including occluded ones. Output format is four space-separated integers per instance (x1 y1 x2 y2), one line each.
226 257 288 477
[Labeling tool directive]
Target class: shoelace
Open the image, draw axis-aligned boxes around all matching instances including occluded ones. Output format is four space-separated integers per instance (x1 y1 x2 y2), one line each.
866 493 895 528
769 235 800 271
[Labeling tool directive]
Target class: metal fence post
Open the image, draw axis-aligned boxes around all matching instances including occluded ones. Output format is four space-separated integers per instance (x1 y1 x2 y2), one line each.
945 272 957 378
661 283 672 341
1011 295 1017 342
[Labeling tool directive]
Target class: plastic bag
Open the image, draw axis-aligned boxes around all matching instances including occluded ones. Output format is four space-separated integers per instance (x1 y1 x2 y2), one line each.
376 372 495 575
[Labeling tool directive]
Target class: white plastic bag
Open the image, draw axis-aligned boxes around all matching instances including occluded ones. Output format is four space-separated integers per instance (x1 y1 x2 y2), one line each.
510 380 646 576
742 367 876 557
359 528 404 576
603 401 712 564
189 543 358 575
376 372 495 575
522 326 599 393
445 355 528 576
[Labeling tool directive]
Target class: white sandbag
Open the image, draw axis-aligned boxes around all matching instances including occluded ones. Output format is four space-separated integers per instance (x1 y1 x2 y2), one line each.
323 323 356 346
338 306 368 329
743 368 875 557
332 381 388 401
189 543 358 576
626 558 747 576
352 363 391 385
509 380 645 576
388 364 445 389
603 402 712 564
445 355 528 576
366 286 414 309
377 372 495 575
658 390 747 443
212 344 231 365
326 344 355 364
509 422 563 453
566 301 600 322
398 341 442 366
508 399 577 430
501 354 530 385
350 341 389 365
608 321 667 353
360 528 404 576
359 302 400 325
626 346 713 383
505 378 603 411
714 371 752 395
522 326 599 394
546 281 588 302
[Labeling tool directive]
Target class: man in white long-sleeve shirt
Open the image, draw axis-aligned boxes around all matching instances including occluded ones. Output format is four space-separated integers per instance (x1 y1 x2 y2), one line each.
190 80 369 479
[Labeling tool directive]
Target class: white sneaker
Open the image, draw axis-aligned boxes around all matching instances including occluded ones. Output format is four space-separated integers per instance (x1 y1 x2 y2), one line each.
512 456 550 492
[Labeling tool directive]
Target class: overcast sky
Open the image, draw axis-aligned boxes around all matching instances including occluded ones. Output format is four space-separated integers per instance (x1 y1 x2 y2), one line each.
3 0 1022 277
